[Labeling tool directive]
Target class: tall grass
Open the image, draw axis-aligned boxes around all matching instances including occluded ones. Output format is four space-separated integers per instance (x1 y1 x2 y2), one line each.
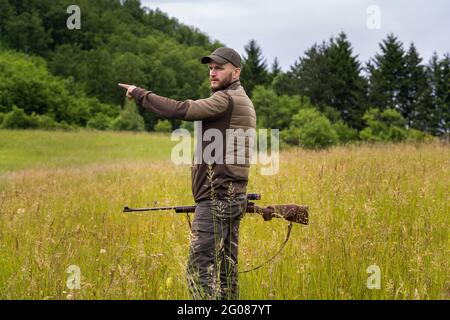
0 130 448 299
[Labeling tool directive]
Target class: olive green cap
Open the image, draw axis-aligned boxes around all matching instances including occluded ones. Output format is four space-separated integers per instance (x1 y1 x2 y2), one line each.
201 47 242 68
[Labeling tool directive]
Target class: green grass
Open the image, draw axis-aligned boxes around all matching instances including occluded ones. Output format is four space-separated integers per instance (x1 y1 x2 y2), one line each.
0 129 175 173
0 130 448 300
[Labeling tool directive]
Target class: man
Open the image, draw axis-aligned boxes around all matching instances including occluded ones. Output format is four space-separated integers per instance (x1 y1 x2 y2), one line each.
119 47 256 300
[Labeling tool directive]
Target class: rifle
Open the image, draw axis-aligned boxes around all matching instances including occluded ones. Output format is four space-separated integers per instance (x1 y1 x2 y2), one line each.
123 193 308 225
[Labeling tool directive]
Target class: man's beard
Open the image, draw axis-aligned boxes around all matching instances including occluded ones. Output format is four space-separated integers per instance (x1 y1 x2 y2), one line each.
211 72 233 92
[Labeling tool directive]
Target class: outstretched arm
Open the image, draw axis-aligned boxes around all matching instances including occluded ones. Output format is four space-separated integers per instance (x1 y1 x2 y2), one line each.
118 83 230 121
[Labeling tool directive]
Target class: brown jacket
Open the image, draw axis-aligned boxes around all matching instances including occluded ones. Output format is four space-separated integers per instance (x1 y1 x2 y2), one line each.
132 80 256 202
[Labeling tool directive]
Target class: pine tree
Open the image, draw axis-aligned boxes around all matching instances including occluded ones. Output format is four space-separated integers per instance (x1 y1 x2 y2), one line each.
268 57 284 90
439 54 450 136
240 39 270 96
281 33 367 129
324 32 368 129
286 41 331 105
270 57 282 79
426 53 450 136
402 43 429 130
368 33 407 113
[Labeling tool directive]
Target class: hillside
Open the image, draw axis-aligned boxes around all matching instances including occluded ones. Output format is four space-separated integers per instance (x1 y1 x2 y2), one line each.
0 0 221 130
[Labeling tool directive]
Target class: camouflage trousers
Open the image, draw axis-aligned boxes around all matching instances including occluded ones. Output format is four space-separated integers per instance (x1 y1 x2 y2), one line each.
186 194 247 300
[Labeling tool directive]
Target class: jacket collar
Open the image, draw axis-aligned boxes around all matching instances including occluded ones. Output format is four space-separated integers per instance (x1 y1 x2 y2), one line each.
226 79 241 90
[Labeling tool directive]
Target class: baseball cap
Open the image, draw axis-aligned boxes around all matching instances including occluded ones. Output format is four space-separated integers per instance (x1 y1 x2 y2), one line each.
201 47 242 68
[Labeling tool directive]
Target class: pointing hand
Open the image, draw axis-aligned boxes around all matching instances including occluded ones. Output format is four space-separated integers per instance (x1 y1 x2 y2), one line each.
118 83 137 99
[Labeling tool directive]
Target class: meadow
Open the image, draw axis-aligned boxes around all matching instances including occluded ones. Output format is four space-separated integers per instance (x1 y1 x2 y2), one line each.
0 129 448 299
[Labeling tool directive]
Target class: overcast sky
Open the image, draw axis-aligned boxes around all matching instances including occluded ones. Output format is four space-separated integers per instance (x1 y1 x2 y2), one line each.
141 0 449 71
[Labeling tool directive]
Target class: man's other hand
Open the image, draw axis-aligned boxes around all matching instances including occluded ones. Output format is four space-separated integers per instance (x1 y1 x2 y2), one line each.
118 83 137 99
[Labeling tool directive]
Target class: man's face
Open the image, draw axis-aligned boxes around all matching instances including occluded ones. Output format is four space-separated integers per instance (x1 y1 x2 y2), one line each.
208 62 240 91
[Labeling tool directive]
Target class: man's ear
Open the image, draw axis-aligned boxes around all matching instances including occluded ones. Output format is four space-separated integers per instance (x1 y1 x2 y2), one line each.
234 67 241 78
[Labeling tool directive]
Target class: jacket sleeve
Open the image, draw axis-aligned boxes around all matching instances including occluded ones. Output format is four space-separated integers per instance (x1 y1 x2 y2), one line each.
131 88 230 121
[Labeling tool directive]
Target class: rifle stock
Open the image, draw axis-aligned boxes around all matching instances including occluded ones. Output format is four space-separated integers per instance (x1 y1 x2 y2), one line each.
246 203 309 225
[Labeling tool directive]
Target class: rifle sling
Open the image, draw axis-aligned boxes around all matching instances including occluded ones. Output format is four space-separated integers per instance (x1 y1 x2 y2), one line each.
239 222 293 274
185 212 192 230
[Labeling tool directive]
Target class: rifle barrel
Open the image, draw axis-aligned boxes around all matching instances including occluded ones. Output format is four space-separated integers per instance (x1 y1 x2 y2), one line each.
123 206 177 212
123 205 196 213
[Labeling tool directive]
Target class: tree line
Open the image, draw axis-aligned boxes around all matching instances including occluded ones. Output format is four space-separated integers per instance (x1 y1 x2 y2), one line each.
241 34 449 148
0 0 448 148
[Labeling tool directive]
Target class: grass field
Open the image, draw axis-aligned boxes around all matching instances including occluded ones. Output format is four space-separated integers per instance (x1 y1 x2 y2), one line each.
0 129 448 299
0 130 175 174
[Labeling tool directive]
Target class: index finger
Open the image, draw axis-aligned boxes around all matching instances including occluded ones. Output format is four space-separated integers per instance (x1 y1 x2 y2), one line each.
118 83 130 89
